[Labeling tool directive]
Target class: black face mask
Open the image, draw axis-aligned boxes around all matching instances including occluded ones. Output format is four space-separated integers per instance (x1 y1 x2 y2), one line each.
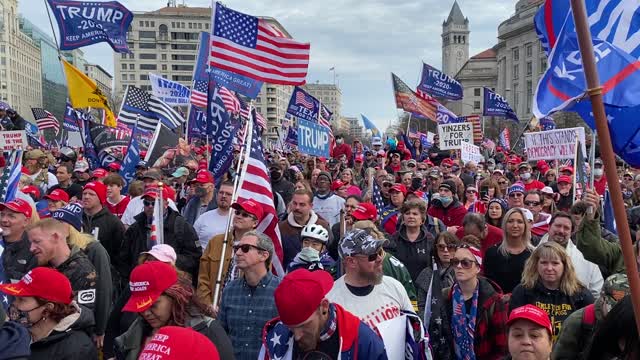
270 170 281 180
411 178 423 191
9 303 45 328
194 186 207 198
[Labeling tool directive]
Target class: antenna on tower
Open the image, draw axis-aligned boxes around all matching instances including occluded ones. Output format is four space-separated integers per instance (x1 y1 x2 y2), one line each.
168 0 177 7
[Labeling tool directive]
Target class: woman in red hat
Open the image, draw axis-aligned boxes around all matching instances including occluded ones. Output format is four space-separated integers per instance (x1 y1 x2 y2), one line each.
506 304 553 360
0 267 97 359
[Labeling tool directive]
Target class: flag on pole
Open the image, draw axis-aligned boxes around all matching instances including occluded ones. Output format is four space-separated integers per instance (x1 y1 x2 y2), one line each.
0 150 23 202
118 85 186 131
190 79 208 109
62 59 116 127
236 112 284 276
150 193 164 246
392 73 436 121
461 115 482 145
219 86 242 114
603 189 618 235
360 114 380 137
238 96 267 130
209 2 310 86
371 181 386 221
31 108 60 134
499 128 511 150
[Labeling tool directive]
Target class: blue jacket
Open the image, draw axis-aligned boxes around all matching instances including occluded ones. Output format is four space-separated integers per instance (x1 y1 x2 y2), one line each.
259 303 387 360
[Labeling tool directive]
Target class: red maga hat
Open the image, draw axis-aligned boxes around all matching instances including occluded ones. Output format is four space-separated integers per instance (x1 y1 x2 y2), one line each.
0 267 72 304
123 261 178 313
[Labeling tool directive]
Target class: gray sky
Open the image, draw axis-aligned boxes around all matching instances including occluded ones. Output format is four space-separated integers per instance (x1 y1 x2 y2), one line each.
22 0 515 133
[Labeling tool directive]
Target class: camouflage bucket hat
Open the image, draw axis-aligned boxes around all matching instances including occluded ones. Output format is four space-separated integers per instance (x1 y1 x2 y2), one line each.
338 229 387 259
601 273 630 308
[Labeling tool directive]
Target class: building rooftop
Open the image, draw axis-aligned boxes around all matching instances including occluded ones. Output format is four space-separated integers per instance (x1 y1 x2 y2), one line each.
471 48 497 59
145 6 211 16
444 1 468 25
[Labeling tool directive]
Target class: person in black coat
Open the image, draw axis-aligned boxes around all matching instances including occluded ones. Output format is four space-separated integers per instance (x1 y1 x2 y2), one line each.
6 109 26 130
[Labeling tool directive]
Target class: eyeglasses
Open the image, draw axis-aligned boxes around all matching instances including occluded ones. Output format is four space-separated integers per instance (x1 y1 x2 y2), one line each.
524 200 541 206
356 247 385 262
143 199 154 207
407 163 416 168
233 244 266 253
466 190 477 194
437 244 457 252
498 181 509 185
235 210 256 219
451 258 477 269
382 183 392 188
509 192 524 198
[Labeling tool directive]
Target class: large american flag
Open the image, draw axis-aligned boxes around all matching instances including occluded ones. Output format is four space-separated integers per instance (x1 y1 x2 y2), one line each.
372 181 386 221
238 96 267 130
236 116 284 276
31 108 60 134
499 128 511 150
118 86 185 131
190 79 208 109
219 86 241 114
209 2 310 86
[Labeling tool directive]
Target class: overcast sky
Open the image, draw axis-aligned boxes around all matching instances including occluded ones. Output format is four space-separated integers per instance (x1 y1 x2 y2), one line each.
22 0 515 133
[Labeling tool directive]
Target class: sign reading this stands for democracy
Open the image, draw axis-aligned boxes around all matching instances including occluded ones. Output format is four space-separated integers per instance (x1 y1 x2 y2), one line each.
460 142 484 164
47 0 133 53
0 131 27 151
149 73 191 106
418 63 463 100
297 119 330 157
524 127 587 161
438 123 473 150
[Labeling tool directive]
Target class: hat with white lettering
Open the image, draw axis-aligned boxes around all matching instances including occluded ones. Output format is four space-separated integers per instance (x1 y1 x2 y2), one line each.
0 267 72 304
123 261 178 313
138 326 220 360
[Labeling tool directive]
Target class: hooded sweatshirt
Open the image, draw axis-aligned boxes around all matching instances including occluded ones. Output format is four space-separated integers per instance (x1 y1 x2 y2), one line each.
0 314 31 360
278 211 331 268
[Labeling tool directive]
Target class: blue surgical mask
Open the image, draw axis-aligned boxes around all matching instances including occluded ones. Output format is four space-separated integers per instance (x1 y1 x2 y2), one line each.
520 172 532 181
440 196 453 207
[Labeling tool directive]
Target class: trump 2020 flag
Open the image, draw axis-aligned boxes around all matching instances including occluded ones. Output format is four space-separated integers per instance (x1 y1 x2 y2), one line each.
149 73 191 106
46 0 133 53
287 87 322 123
207 85 241 180
483 87 519 122
418 62 463 100
63 102 81 132
119 126 141 193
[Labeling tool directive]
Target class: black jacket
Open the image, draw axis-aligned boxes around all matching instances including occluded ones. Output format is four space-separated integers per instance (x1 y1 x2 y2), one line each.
385 225 435 282
82 207 125 267
1 232 37 282
119 209 201 281
29 304 98 360
9 114 26 130
55 246 98 311
83 241 112 336
271 177 294 205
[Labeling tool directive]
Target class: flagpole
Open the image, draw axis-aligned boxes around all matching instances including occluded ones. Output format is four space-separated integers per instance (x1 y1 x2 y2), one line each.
589 131 596 189
405 113 412 135
573 140 579 201
571 0 640 334
157 181 164 245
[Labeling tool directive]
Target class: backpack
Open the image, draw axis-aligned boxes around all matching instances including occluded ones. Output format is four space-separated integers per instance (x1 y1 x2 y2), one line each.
581 303 596 330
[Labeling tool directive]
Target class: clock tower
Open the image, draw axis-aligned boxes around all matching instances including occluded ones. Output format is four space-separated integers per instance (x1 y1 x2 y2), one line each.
442 1 469 77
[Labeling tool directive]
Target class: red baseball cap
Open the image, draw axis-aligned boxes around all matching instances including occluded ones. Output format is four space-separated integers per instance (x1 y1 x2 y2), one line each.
44 188 70 203
138 326 220 360
191 170 214 184
231 199 264 221
317 157 327 163
0 198 33 218
561 165 574 174
354 154 364 163
274 269 334 326
143 184 172 201
91 168 108 179
123 261 178 312
507 304 553 335
351 202 377 221
0 267 72 304
21 185 40 199
108 162 122 171
331 180 346 191
441 158 454 166
557 175 572 184
389 183 407 196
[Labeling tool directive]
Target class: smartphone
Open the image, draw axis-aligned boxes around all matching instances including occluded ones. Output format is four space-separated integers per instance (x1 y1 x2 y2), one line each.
480 187 489 199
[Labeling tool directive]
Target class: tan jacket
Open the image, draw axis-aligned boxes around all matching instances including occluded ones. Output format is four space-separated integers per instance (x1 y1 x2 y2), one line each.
196 232 235 306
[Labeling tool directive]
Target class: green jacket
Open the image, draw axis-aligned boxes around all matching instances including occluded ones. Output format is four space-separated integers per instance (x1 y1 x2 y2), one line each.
552 302 604 360
383 252 418 312
576 214 625 275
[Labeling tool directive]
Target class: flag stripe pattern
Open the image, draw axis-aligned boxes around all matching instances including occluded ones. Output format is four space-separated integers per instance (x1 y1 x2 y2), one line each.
372 181 385 221
238 97 267 129
148 95 185 129
236 116 284 276
190 79 208 109
31 108 60 134
461 115 482 145
209 2 310 86
118 86 185 131
219 86 241 114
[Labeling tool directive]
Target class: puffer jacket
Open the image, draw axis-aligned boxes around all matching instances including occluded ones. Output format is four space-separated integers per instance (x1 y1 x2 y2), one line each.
1 232 37 282
427 200 467 227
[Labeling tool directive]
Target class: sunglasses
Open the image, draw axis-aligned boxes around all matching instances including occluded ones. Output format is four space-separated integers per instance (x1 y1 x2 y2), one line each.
233 243 266 253
437 244 457 252
382 183 392 187
407 163 416 168
451 258 477 269
442 165 452 169
466 190 477 194
143 199 154 207
498 181 508 185
235 210 256 219
509 192 524 198
356 247 385 262
524 200 541 206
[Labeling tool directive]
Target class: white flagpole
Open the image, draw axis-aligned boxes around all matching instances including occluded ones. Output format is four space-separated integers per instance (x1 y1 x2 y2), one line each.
157 182 164 245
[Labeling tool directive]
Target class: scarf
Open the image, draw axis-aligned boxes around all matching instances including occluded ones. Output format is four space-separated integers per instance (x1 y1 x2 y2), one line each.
319 303 337 341
451 281 479 360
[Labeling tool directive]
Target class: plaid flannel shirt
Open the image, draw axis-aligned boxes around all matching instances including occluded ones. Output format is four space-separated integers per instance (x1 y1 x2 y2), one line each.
219 272 281 360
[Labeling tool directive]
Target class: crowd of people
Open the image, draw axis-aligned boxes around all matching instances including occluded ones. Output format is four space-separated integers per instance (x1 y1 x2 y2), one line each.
0 130 639 360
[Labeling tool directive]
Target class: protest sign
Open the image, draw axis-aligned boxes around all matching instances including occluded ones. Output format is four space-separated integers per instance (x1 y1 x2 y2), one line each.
297 119 330 157
149 73 191 106
461 142 484 164
437 123 473 150
0 131 27 151
524 127 587 161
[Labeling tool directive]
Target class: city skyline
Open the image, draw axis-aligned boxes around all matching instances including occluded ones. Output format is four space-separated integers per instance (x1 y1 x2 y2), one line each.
21 0 513 134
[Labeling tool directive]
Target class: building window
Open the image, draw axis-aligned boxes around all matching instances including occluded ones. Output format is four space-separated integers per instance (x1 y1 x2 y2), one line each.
526 80 532 113
161 54 166 60
128 53 134 59
139 53 157 60
513 64 519 79
129 64 134 70
162 64 167 71
150 21 155 27
139 21 144 27
160 44 166 49
139 31 156 39
526 43 533 57
140 74 149 80
171 64 193 71
540 57 547 72
139 43 156 49
474 88 481 96
474 101 481 110
206 23 209 29
171 75 191 81
171 54 196 61
130 74 136 81
526 61 532 76
140 64 157 70
188 23 192 29
513 48 519 61
256 97 261 103
171 43 197 50
121 53 127 59
121 74 126 80
171 22 175 28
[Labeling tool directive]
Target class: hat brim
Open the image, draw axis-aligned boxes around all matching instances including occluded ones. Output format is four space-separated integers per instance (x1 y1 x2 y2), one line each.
44 194 67 202
122 292 162 313
0 283 33 297
0 202 28 217
231 202 261 219
351 211 371 221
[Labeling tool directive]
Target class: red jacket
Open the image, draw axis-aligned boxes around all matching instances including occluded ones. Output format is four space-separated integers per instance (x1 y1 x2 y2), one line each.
456 224 503 257
333 143 352 161
594 176 607 195
524 180 545 192
428 201 467 227
106 195 130 219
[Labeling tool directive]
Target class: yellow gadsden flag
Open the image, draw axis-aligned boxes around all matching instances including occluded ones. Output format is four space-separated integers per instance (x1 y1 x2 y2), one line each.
62 59 116 127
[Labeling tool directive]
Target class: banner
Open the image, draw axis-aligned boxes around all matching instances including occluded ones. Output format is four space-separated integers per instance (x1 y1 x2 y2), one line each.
149 73 191 106
119 126 140 192
523 127 587 161
437 123 473 150
460 142 484 164
81 119 99 170
297 119 330 157
418 62 463 100
89 121 130 151
285 126 298 146
187 107 207 140
207 86 241 179
483 87 518 122
47 0 133 53
24 121 38 136
392 73 436 121
435 104 461 124
0 131 27 151
63 102 81 132
287 87 323 123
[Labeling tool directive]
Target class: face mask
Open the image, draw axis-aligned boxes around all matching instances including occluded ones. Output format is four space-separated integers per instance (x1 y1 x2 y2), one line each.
440 196 453 207
520 172 532 181
194 186 207 198
336 139 343 145
9 304 45 328
593 169 603 177
270 170 281 181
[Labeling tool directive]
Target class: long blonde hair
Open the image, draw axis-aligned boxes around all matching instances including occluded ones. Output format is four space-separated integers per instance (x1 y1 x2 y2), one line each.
498 207 534 256
67 225 95 250
521 242 584 296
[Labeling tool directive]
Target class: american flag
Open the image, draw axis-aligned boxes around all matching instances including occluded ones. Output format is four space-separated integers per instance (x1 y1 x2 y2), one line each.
372 181 386 221
499 128 511 150
295 91 314 110
191 79 208 109
219 86 241 114
118 86 185 132
209 2 310 86
236 117 284 276
461 115 482 145
319 104 332 129
238 96 267 129
31 108 60 134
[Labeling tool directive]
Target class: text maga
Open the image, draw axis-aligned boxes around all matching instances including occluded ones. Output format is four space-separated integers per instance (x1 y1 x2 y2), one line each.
524 127 587 161
438 123 473 150
297 119 330 157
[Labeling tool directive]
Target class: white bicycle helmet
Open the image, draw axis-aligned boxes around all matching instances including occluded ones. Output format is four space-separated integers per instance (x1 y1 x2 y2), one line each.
301 224 329 243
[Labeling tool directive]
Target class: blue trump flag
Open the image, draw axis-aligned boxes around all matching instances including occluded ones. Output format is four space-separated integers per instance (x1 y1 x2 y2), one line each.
187 106 208 140
46 0 133 53
287 87 321 122
207 85 241 179
360 114 380 137
81 119 100 170
63 102 81 132
603 189 618 235
119 126 141 193
418 62 463 100
285 126 298 146
483 87 519 122
436 104 462 124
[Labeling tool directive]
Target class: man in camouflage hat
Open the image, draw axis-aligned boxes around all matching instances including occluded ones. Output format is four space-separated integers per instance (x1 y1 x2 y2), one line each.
24 149 58 192
553 273 631 359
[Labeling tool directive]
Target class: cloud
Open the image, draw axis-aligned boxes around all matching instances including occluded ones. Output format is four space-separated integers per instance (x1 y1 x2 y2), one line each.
22 0 513 133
